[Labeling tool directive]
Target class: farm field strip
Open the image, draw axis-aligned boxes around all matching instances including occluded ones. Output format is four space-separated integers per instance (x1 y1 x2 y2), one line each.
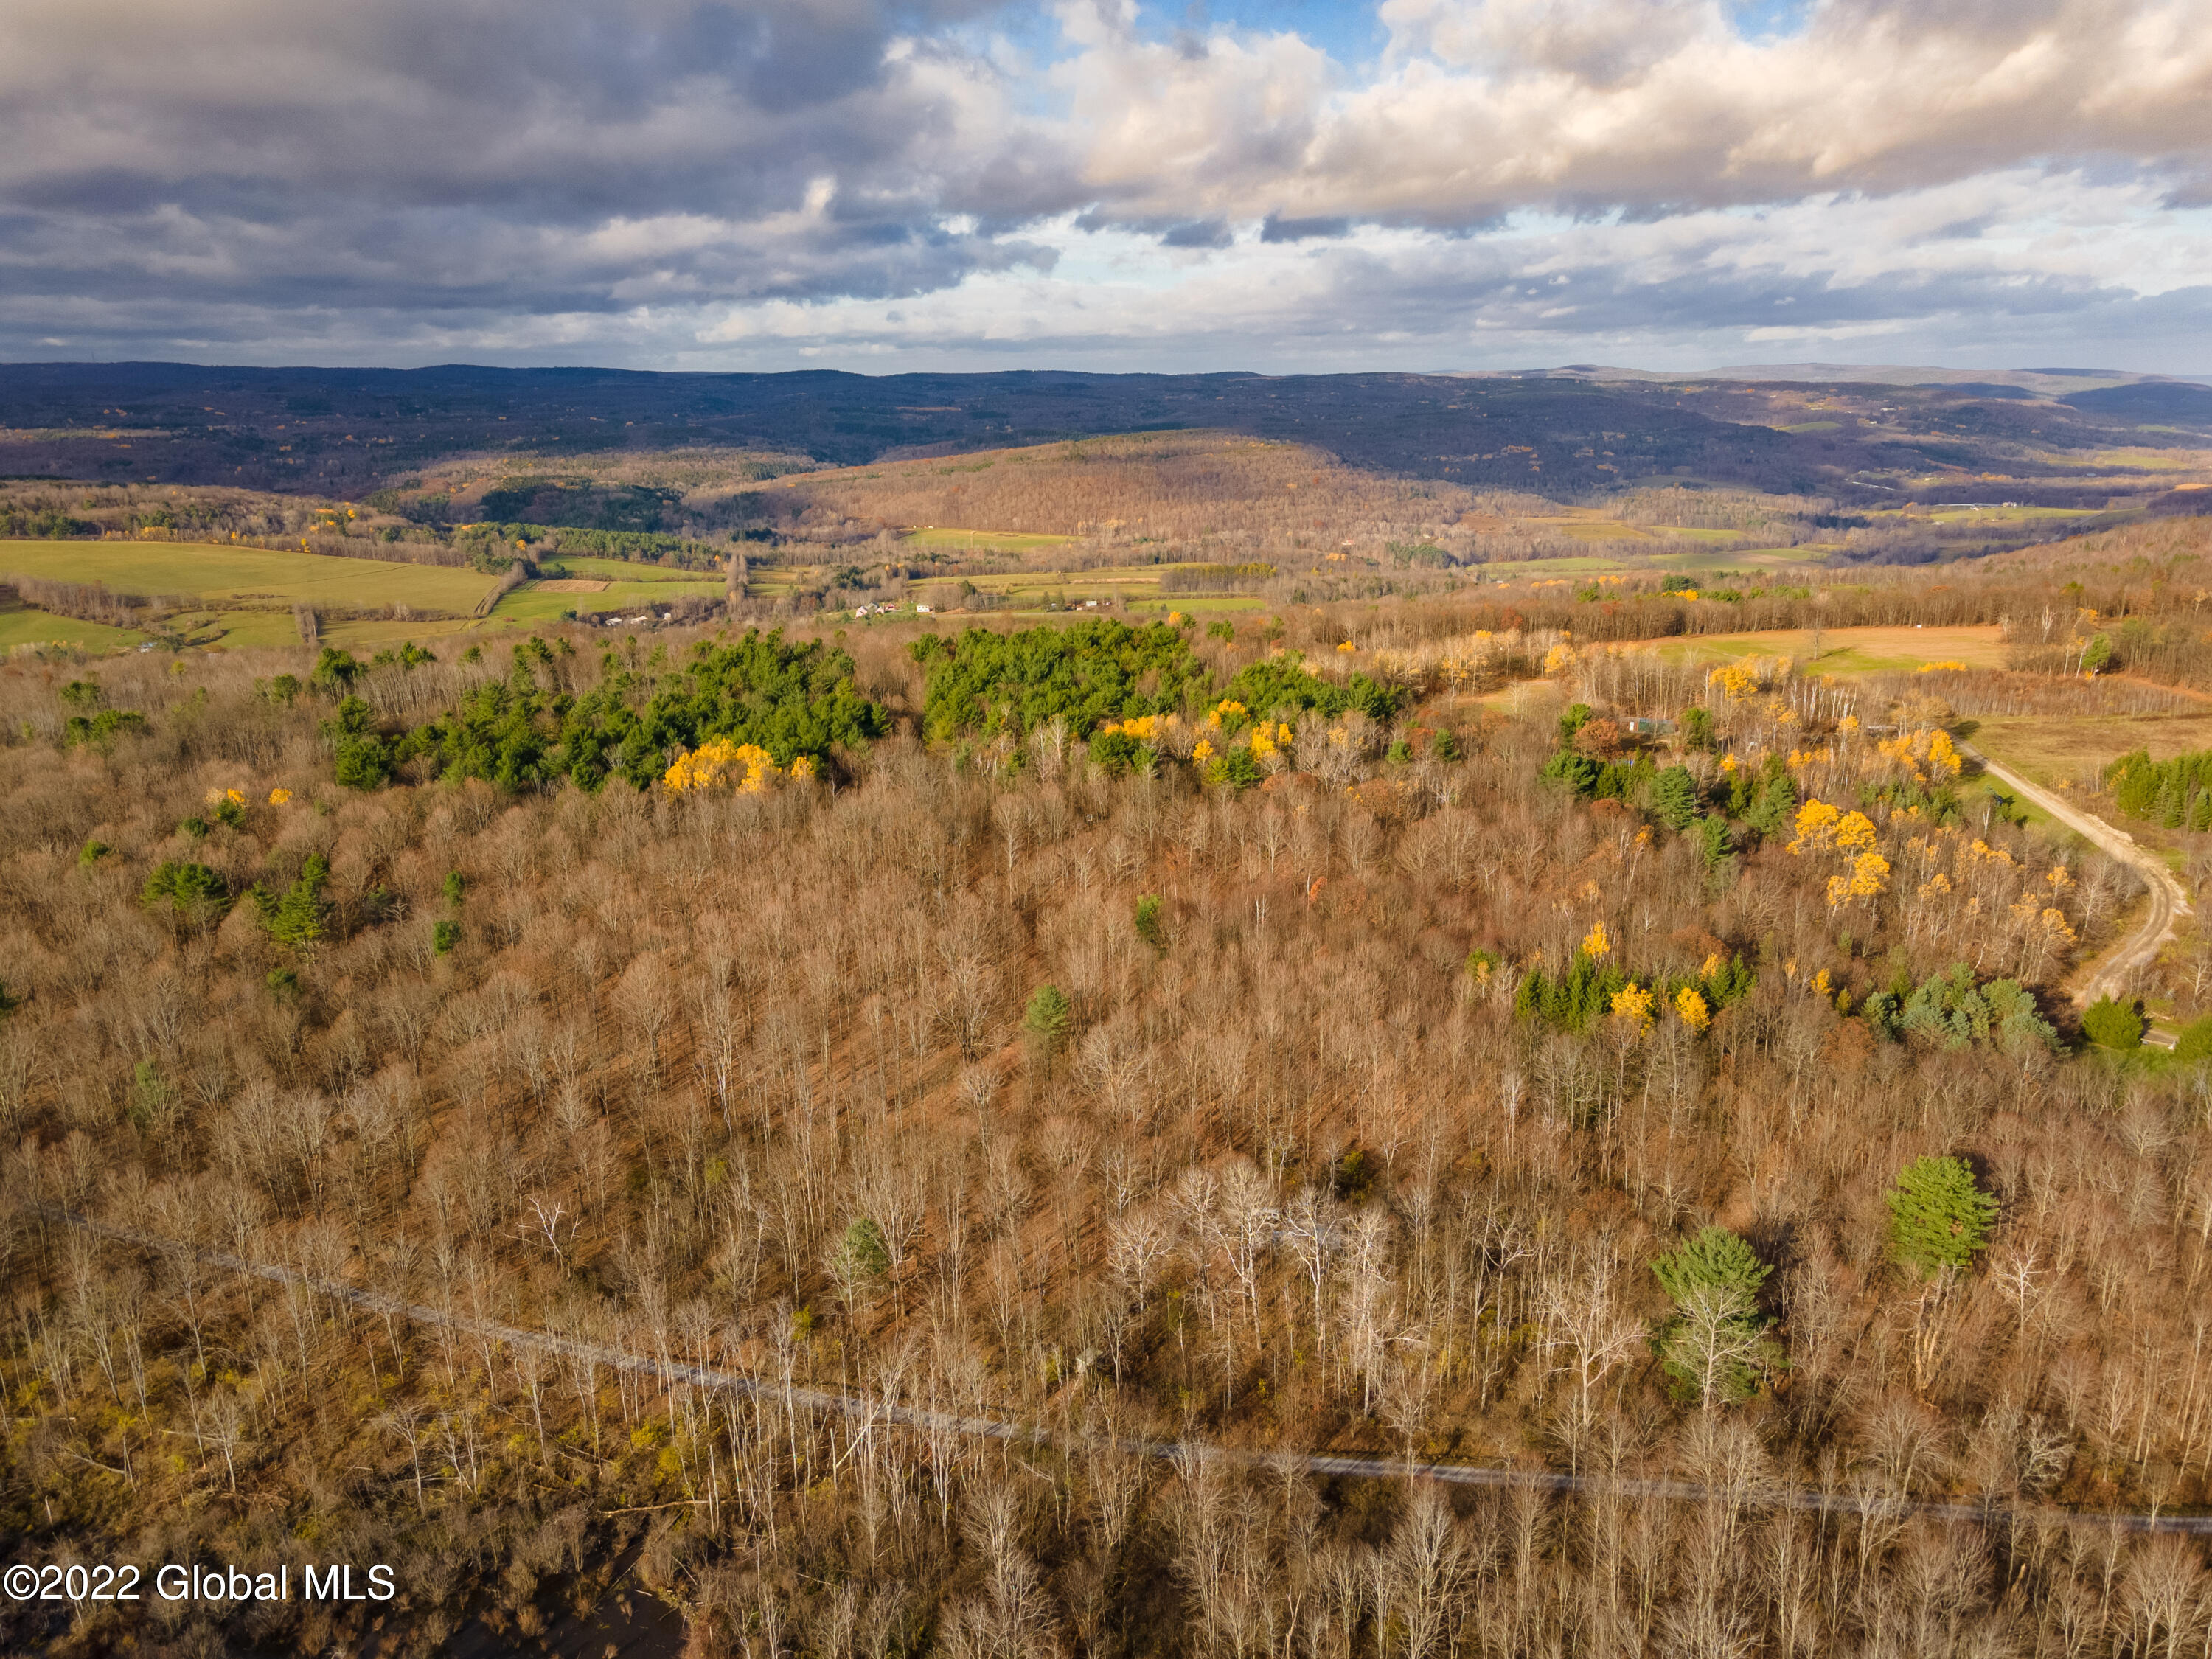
534 555 724 583
0 538 501 611
1962 712 2212 789
494 579 722 623
0 607 144 650
1630 624 2010 673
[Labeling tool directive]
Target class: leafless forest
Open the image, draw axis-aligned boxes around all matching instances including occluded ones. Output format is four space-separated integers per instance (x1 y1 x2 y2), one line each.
12 553 2212 1658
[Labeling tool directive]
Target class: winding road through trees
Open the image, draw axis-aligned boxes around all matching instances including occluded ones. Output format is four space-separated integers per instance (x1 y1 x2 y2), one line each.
1961 742 2192 1035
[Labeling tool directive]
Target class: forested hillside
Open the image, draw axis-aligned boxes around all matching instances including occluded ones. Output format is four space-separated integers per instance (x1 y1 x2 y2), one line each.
8 577 2212 1657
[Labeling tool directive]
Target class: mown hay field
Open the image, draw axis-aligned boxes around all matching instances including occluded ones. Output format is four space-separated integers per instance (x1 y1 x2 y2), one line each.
0 538 500 612
492 579 722 624
0 603 142 651
535 555 726 584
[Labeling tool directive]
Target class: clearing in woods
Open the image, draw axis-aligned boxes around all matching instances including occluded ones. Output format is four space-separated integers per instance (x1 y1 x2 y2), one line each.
1966 711 2212 790
1641 625 2010 674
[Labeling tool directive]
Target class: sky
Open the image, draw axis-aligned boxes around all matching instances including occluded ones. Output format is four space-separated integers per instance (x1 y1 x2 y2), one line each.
1 0 2208 375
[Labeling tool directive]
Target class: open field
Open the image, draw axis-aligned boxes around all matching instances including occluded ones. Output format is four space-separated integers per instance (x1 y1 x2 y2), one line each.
0 537 518 653
0 538 498 611
1548 519 1649 543
0 604 142 651
1641 623 2010 674
533 554 726 583
1965 710 2212 788
2082 447 2212 472
1863 504 2107 528
1540 518 1769 549
493 577 722 624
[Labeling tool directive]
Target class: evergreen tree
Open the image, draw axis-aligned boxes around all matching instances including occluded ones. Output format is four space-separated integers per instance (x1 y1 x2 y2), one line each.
2082 995 2144 1049
1652 1226 1770 1304
255 853 331 950
1652 765 1699 831
1886 1155 1998 1278
1741 763 1798 838
1652 1228 1778 1405
1023 984 1071 1057
1692 814 1733 872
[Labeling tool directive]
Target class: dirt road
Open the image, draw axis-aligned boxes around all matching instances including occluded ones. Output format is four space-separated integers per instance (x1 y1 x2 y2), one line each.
1961 742 2191 1022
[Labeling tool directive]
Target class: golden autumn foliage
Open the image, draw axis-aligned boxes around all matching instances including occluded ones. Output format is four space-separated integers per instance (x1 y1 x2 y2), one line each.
1788 799 1877 856
1826 850 1891 909
1610 981 1654 1030
663 738 811 793
1246 720 1292 762
1876 726 1963 782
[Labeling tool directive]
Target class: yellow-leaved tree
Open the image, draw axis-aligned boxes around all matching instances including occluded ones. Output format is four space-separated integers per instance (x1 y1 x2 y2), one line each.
664 740 815 793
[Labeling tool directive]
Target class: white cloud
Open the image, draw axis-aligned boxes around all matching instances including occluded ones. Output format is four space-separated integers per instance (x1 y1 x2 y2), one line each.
0 0 2206 368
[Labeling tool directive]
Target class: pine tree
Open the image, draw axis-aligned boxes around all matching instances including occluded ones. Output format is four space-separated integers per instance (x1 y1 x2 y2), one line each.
1652 765 1699 831
257 854 330 950
1651 1228 1778 1405
1885 1155 1997 1278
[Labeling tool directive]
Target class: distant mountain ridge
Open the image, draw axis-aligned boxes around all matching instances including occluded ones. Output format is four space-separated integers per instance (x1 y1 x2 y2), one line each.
1 359 2205 509
1478 364 2211 395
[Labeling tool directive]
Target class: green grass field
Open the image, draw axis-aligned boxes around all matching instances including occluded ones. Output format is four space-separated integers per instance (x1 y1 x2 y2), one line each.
2081 448 2212 472
1550 521 1653 543
0 606 144 651
1121 595 1265 615
0 538 512 653
534 556 721 584
494 579 722 624
0 539 500 612
1646 526 1756 544
1912 506 2104 527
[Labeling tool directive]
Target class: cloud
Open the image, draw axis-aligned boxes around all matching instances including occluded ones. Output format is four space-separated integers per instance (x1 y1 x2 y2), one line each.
686 170 2212 371
0 0 2205 370
1060 0 2212 226
0 0 1046 318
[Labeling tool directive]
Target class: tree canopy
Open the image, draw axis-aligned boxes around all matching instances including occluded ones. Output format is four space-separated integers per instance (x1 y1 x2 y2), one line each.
1886 1155 1999 1278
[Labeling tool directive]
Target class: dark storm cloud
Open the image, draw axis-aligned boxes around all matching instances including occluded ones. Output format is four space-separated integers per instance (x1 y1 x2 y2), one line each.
0 0 1062 333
